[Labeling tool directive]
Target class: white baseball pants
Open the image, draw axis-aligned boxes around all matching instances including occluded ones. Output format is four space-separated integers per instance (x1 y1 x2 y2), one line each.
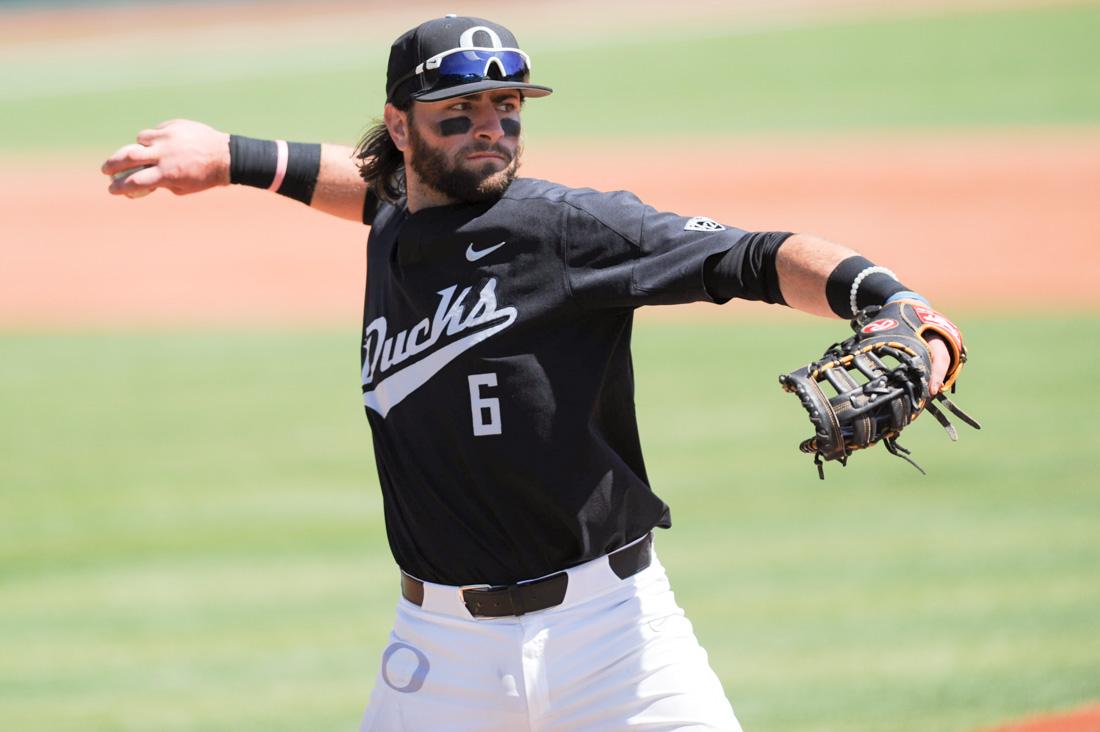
359 540 742 731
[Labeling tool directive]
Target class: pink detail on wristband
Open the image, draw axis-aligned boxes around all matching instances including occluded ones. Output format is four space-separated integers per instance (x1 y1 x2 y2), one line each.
268 139 288 192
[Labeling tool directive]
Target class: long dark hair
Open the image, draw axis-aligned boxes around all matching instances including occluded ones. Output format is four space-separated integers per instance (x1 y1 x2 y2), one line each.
354 103 412 204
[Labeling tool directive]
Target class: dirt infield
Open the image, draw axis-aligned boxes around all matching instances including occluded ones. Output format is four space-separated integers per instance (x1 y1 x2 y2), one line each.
2 129 1097 328
983 703 1100 732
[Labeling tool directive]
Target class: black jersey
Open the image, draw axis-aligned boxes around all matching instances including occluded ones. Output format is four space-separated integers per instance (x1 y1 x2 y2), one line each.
361 177 757 586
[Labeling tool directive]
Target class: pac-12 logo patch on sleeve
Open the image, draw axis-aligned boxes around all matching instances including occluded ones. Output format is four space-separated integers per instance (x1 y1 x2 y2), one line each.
684 216 726 232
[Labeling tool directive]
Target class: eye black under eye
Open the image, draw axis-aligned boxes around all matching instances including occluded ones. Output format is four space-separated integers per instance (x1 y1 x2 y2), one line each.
439 117 473 136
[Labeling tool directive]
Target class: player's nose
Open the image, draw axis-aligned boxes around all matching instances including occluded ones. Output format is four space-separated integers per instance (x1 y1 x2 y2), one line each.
471 108 505 142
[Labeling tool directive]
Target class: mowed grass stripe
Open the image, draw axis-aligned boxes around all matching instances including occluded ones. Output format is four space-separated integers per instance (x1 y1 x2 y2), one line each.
1 3 1098 151
2 316 1098 731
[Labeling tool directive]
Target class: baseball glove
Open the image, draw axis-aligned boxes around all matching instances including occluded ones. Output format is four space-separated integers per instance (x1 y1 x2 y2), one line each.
779 299 980 479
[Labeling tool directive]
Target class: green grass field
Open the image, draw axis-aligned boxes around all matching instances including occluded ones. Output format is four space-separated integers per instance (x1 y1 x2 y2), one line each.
2 3 1099 150
2 319 1098 731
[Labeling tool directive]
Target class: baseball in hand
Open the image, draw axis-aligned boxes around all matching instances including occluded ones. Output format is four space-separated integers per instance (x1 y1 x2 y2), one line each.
112 165 154 198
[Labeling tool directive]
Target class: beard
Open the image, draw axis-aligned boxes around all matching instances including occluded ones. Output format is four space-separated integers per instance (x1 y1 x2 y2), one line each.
408 124 521 204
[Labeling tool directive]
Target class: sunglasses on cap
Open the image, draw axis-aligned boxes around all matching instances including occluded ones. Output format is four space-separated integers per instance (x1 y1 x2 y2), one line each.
388 47 532 100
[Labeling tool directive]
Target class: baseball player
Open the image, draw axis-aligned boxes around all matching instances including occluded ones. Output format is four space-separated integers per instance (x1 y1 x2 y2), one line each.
102 15 955 731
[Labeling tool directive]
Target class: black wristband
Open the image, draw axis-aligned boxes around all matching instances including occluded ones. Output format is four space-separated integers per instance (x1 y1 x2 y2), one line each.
280 141 322 205
229 134 277 188
228 135 322 205
825 255 910 317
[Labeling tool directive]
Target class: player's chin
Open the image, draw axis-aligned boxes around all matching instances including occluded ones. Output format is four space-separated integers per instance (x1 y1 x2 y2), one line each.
472 161 519 197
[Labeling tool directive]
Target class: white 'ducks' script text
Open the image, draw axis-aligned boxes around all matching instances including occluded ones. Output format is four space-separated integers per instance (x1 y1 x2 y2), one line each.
362 279 518 418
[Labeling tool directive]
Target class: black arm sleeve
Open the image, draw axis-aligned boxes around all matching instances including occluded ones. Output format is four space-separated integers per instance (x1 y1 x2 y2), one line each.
703 231 793 305
363 190 382 226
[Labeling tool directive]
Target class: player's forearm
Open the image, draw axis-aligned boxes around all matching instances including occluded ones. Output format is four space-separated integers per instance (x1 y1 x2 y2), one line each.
776 233 927 319
229 140 367 222
309 144 369 222
775 234 859 317
229 136 369 222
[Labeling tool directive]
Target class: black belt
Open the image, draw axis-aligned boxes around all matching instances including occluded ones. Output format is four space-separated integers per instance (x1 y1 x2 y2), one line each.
400 532 653 618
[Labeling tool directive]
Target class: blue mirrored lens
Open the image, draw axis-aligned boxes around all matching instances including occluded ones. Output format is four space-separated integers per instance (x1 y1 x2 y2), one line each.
432 50 529 86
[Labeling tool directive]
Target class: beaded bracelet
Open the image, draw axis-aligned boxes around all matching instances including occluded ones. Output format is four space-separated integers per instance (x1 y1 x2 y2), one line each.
849 265 898 316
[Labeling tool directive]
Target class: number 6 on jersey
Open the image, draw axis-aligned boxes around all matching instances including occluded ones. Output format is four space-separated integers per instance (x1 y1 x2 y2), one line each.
468 373 502 436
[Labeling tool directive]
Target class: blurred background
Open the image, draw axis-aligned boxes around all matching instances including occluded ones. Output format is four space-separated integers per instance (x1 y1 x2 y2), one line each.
1 1 1098 730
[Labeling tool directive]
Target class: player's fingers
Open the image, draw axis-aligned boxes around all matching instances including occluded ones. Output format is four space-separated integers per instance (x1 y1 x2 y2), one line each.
927 335 949 395
135 126 169 146
108 164 160 197
101 143 158 176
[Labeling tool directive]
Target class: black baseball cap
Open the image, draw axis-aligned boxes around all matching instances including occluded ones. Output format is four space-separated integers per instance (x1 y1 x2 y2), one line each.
386 15 553 107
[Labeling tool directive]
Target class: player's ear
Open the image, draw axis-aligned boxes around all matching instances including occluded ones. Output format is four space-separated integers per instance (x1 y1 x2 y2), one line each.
384 103 410 152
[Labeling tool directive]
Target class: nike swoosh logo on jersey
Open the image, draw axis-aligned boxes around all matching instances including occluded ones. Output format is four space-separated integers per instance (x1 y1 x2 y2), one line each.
362 279 518 418
465 241 506 262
